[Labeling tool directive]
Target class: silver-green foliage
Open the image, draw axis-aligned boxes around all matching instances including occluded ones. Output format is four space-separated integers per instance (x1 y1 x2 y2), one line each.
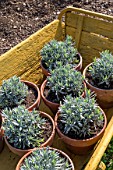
40 35 78 71
0 76 28 109
20 147 72 170
88 50 113 89
3 106 47 149
59 90 104 139
47 64 84 102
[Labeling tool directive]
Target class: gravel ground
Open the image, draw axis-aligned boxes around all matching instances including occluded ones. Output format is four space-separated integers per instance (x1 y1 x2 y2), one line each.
0 0 113 55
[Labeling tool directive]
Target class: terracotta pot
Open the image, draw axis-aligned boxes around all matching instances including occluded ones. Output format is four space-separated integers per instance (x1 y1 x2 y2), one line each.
0 114 4 153
83 63 113 109
55 108 107 155
74 53 82 71
40 61 51 77
4 111 55 157
21 80 41 111
16 147 75 170
41 79 86 115
40 53 82 76
41 79 60 114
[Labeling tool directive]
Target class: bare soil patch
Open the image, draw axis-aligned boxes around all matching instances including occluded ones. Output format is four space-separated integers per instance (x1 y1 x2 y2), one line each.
0 0 113 55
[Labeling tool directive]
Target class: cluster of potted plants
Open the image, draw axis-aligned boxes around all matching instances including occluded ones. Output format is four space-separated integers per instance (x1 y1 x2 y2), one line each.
0 35 112 169
0 75 40 153
0 75 75 169
40 36 113 156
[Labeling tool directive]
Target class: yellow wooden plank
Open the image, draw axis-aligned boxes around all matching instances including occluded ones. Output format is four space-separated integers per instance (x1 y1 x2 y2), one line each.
66 12 113 40
58 6 113 22
97 161 106 170
0 20 63 85
79 45 100 68
81 31 113 52
75 15 84 49
84 116 113 170
66 12 113 42
66 26 77 38
66 26 101 69
83 17 113 39
66 12 78 28
66 26 113 53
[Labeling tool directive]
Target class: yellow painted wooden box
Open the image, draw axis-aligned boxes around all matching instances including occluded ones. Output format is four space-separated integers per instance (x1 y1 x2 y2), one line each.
0 7 113 170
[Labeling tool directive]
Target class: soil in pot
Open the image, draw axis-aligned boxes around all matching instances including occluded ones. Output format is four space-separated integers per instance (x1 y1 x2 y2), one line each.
41 80 60 115
21 80 40 111
40 60 51 76
23 86 37 108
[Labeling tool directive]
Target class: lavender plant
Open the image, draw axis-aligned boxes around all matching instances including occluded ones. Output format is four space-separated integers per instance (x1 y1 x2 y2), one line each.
46 64 84 103
3 106 48 149
58 90 104 139
88 50 113 89
40 35 78 71
0 75 28 109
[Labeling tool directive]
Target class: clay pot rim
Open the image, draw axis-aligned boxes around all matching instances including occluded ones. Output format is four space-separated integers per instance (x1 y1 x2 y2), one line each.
41 52 82 75
83 62 113 92
0 114 2 129
16 146 75 170
4 111 55 153
73 52 82 70
40 79 60 107
21 80 40 110
40 61 51 76
55 107 107 143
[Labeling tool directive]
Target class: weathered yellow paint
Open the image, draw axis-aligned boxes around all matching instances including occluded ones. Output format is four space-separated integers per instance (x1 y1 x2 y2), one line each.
0 20 64 85
0 6 113 170
80 32 113 52
97 161 106 170
64 8 113 68
66 25 113 68
66 12 113 39
74 15 84 49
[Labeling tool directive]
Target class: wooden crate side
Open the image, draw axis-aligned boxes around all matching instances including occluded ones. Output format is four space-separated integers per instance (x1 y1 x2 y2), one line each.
66 13 113 39
83 17 113 39
65 12 113 65
66 12 78 28
66 26 77 39
80 31 113 52
66 25 113 67
0 20 64 85
65 26 98 67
